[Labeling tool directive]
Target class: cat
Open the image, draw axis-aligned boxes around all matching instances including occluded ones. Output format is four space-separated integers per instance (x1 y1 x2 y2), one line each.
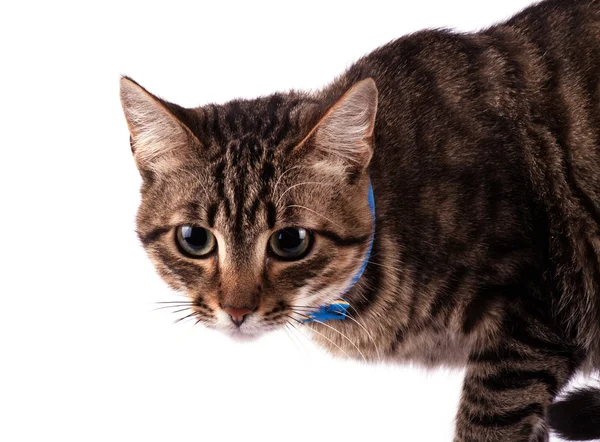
120 0 600 440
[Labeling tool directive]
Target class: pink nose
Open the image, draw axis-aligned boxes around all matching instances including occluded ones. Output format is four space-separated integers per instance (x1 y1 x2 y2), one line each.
223 306 253 327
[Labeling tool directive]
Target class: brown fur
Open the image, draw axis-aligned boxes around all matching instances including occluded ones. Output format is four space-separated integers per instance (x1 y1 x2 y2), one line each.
121 1 600 440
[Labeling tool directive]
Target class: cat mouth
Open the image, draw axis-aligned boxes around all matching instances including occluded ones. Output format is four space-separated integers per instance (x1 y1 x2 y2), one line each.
223 317 291 341
226 327 261 342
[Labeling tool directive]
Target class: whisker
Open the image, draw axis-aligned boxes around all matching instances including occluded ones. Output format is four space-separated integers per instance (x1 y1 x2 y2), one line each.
195 318 218 331
290 312 367 363
179 169 211 203
285 323 311 354
282 325 305 354
290 306 319 312
285 320 337 359
292 303 381 362
174 311 199 324
271 165 307 199
313 319 367 363
335 309 382 364
283 204 344 229
286 315 351 359
151 304 195 312
275 181 334 208
196 178 211 202
154 301 195 304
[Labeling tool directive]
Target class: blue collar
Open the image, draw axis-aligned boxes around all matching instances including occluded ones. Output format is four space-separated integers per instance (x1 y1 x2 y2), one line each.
301 181 375 323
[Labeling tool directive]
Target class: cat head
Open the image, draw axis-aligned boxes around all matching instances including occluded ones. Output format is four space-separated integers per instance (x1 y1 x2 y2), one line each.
120 76 377 339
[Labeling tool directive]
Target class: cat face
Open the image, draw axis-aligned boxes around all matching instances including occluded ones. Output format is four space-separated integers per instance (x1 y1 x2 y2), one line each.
120 77 377 339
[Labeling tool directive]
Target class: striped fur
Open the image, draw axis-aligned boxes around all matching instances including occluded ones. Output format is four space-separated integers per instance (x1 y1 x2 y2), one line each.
121 0 600 440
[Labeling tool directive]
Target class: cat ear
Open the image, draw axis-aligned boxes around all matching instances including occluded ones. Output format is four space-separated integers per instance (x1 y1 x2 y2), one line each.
301 78 378 173
120 77 195 174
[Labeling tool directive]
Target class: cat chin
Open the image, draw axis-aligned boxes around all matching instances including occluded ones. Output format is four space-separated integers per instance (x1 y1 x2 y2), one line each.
226 328 262 342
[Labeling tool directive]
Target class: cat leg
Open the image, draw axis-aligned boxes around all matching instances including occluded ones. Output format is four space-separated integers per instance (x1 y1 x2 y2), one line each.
453 341 577 442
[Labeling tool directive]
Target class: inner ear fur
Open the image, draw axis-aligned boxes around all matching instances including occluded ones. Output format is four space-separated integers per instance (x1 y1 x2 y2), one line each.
296 78 378 174
119 77 198 174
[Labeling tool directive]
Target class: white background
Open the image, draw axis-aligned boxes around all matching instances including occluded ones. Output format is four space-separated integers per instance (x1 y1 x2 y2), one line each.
0 1 582 441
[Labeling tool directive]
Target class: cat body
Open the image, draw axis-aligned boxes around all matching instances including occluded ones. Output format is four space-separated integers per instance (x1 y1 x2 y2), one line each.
121 0 600 440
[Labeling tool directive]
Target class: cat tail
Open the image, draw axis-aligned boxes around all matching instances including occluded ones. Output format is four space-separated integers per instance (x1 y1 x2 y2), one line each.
547 387 600 440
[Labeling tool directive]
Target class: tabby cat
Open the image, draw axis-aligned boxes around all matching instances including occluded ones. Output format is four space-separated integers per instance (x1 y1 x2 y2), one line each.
120 0 600 440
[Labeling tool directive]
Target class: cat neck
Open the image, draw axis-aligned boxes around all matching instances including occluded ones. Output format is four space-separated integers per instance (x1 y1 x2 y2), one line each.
344 181 376 294
302 180 376 323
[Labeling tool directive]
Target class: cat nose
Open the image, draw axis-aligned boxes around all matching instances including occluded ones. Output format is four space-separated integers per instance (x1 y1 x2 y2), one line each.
222 306 253 327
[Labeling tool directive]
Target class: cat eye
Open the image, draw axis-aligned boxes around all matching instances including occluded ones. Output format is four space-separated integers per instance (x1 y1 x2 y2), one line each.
175 225 217 258
268 227 312 260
